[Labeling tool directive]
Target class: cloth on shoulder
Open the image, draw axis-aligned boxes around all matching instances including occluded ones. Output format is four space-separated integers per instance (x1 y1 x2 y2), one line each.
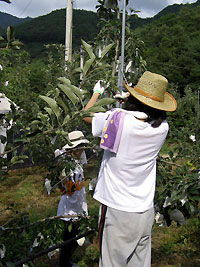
100 109 148 153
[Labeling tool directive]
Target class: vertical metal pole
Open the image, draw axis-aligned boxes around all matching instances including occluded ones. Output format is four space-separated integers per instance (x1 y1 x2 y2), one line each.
80 46 84 80
65 0 73 65
118 0 126 87
196 89 200 145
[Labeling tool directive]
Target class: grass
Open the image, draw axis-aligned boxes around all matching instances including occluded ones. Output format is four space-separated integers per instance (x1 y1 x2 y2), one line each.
0 166 61 225
151 220 200 267
0 158 199 267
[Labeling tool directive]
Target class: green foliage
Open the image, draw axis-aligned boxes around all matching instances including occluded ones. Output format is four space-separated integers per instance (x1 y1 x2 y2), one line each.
95 2 146 83
0 26 23 49
133 5 200 90
0 43 67 170
38 40 116 152
158 218 200 258
0 215 65 266
156 86 200 219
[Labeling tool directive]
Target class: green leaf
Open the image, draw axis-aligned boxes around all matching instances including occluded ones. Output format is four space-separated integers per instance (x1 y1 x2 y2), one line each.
74 67 82 72
39 95 60 120
68 223 72 233
11 40 23 48
57 84 77 106
83 58 95 76
55 88 60 98
81 40 95 59
70 85 82 101
93 98 116 107
62 115 71 126
96 63 110 68
7 26 15 42
74 67 82 73
80 90 88 96
44 107 53 116
31 120 41 125
57 97 69 114
57 77 71 86
85 106 106 113
58 78 82 101
100 43 114 61
11 155 28 165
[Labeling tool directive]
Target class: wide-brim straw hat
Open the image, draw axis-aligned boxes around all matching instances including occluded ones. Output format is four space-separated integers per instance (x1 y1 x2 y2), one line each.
63 130 89 150
123 71 177 112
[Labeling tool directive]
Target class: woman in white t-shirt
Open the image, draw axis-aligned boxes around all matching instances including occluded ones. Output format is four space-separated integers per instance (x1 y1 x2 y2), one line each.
83 71 177 267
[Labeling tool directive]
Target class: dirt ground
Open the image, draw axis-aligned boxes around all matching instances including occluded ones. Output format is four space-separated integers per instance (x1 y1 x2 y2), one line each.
0 164 199 267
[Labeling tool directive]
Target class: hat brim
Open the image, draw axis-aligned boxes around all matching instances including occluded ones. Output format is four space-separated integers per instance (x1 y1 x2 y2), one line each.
63 139 89 150
123 82 177 112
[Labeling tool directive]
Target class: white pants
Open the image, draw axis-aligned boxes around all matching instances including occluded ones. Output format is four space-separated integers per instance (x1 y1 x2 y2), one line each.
98 205 154 267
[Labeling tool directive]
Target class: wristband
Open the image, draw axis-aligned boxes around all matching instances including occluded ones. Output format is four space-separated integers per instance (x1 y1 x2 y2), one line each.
93 90 102 96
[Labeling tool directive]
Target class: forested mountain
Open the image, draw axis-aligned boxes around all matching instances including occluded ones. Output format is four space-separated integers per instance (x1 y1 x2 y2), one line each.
0 11 31 29
133 3 200 89
0 1 199 88
129 0 200 28
0 0 199 57
14 9 101 56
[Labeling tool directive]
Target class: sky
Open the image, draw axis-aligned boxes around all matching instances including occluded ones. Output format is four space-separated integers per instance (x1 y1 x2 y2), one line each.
0 0 197 19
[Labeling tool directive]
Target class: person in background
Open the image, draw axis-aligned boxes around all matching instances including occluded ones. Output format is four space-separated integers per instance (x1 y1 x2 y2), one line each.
83 71 177 267
56 130 89 267
0 93 11 162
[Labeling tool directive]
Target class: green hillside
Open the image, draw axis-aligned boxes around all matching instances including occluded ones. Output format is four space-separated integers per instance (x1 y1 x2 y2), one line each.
129 0 200 29
0 11 31 29
133 3 200 89
14 9 100 56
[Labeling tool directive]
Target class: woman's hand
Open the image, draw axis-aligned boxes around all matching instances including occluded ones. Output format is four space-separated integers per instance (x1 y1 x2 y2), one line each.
83 80 106 124
93 80 106 96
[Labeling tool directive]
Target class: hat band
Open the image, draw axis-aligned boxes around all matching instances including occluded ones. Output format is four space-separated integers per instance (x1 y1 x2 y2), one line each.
134 87 163 102
70 136 84 142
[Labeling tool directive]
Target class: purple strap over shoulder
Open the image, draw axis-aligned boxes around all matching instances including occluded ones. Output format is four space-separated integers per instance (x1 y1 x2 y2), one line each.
100 109 126 153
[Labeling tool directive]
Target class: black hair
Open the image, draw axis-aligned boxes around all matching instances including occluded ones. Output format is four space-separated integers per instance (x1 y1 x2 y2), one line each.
124 94 167 128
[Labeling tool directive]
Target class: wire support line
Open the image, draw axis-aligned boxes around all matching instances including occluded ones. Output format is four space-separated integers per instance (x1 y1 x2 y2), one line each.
0 214 91 231
17 0 33 18
73 0 77 10
14 230 94 266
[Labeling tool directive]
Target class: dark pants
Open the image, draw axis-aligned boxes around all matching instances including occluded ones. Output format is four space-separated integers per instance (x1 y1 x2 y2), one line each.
59 222 79 267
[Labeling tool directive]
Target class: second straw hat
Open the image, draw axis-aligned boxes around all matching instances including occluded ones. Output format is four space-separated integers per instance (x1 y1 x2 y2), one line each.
63 131 89 149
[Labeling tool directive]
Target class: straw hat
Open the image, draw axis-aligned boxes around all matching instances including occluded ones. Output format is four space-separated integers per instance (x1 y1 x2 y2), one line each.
63 131 89 150
123 71 177 112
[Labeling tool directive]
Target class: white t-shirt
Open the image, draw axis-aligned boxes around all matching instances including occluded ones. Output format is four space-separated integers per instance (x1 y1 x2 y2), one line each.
57 160 88 221
92 109 169 212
